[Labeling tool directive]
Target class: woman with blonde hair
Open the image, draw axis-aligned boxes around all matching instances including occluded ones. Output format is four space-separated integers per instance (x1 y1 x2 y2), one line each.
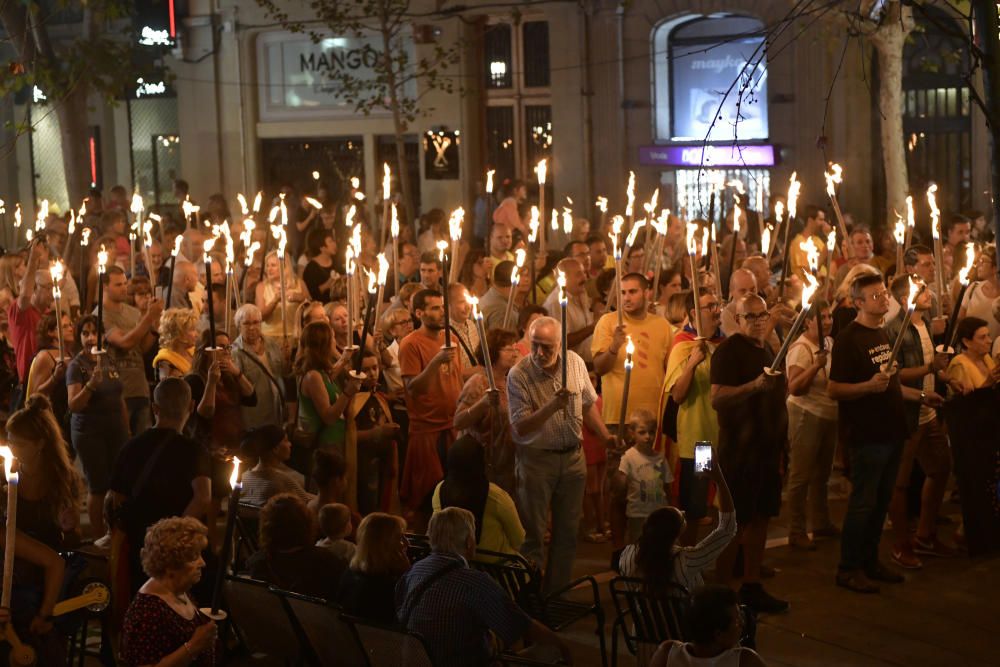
336 512 409 624
255 251 307 340
6 394 81 548
121 517 218 666
154 307 199 380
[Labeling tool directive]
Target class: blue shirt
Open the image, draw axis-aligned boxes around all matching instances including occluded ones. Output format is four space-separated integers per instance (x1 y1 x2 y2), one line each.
395 552 530 666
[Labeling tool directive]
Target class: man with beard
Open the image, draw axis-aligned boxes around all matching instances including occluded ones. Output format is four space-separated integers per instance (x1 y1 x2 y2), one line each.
398 289 463 528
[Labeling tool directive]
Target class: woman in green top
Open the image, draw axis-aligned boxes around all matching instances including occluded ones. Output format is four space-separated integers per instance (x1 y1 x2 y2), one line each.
295 321 360 459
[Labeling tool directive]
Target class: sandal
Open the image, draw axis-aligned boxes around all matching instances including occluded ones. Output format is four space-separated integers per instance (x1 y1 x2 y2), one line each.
836 570 880 594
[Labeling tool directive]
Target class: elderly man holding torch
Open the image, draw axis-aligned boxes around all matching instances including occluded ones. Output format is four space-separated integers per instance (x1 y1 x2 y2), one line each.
507 315 616 594
709 294 789 614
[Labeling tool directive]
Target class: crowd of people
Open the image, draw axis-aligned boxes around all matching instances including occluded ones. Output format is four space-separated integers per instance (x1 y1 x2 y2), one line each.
0 178 996 666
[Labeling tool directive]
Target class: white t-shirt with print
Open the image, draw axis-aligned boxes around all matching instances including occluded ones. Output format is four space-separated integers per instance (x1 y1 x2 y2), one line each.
619 447 674 518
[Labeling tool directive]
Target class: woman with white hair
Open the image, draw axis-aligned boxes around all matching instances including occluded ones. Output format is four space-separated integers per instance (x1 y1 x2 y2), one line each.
230 303 290 430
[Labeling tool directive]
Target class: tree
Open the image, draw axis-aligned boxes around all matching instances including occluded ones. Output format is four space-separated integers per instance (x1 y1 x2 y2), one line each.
255 0 461 225
0 1 152 206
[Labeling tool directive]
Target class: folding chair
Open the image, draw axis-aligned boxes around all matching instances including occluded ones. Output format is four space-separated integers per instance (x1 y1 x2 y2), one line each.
344 615 435 667
276 589 367 667
223 575 312 665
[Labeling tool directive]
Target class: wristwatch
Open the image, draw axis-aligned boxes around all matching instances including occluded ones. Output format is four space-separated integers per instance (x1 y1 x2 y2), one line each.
919 391 927 404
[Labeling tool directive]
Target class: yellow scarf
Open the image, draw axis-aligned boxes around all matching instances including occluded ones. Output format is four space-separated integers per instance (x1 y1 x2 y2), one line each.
152 347 194 375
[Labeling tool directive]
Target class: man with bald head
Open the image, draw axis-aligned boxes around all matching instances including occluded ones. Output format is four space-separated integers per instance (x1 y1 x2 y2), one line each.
170 261 201 311
720 268 758 337
542 258 595 362
710 294 789 614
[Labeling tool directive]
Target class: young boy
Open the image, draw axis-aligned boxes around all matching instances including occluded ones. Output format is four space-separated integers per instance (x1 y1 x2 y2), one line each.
316 503 356 562
613 409 674 542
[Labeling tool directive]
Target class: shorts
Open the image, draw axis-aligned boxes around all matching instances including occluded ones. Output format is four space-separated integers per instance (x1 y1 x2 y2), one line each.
676 457 709 520
895 418 951 487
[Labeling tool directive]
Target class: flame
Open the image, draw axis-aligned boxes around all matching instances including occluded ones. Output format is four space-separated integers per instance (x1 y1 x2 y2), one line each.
509 263 520 286
365 267 377 294
203 237 216 262
13 204 21 228
562 208 573 235
902 275 921 311
775 200 785 223
514 248 526 268
827 229 836 258
528 207 540 243
470 294 481 320
624 335 635 369
787 172 801 220
557 268 567 304
905 196 915 234
0 445 14 481
927 184 940 240
182 197 199 221
650 209 669 236
349 224 362 258
345 245 356 276
350 176 360 190
376 252 390 285
700 227 710 257
626 219 646 249
958 243 976 285
595 196 608 213
312 170 320 181
130 193 143 216
68 209 75 236
535 158 547 185
50 260 64 295
726 179 745 195
171 234 182 257
345 205 356 228
550 208 558 231
643 189 659 216
761 225 771 256
268 205 280 224
824 163 843 197
893 214 905 245
801 236 820 273
81 228 92 246
436 239 448 262
390 204 399 239
686 221 700 255
383 163 391 200
733 195 742 233
801 272 819 310
36 199 49 228
229 457 241 489
305 196 322 210
79 200 87 218
354 191 366 201
486 170 495 194
245 241 260 267
449 207 464 241
755 187 763 214
97 245 109 272
143 220 154 248
252 192 263 214
610 215 624 260
625 172 635 217
237 193 248 216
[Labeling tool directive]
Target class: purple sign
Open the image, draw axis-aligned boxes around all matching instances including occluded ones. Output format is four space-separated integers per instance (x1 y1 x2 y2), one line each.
639 144 777 168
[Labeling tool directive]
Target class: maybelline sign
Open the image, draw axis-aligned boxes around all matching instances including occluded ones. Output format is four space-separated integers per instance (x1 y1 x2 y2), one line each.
257 30 416 121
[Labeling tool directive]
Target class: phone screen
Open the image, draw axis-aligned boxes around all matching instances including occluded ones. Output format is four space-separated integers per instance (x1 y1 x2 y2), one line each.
694 443 713 472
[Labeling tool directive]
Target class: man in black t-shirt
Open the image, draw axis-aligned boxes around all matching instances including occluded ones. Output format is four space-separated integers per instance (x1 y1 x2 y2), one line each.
110 377 212 594
710 294 788 614
828 273 934 594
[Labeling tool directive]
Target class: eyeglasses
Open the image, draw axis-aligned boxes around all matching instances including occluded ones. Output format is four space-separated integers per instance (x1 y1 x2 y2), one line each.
700 302 721 312
867 290 890 301
741 312 770 323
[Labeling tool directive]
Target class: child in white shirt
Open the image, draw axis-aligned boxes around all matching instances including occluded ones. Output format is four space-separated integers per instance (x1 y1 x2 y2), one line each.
613 409 674 542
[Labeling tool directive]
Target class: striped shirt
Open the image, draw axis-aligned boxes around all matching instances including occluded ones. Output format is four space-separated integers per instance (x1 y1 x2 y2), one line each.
507 350 596 450
618 511 738 592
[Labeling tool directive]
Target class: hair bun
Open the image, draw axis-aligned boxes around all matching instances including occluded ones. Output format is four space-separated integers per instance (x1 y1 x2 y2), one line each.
24 394 52 413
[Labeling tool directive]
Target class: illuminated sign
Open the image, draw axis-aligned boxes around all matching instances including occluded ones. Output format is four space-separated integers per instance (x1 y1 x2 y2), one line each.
135 0 176 47
136 78 167 97
423 130 460 180
638 144 776 168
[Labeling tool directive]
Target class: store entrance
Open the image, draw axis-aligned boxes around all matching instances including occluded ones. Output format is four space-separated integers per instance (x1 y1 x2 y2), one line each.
260 137 364 201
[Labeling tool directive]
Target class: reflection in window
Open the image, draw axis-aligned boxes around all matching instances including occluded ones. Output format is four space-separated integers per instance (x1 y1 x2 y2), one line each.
525 105 552 166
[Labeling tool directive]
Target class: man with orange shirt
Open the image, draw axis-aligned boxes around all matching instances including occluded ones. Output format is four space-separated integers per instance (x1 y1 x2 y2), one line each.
398 288 464 527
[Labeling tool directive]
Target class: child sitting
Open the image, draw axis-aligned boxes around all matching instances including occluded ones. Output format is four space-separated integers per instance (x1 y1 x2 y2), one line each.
613 409 674 543
316 503 356 561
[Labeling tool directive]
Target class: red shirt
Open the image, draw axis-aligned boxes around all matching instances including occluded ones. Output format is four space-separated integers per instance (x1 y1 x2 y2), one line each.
398 328 463 434
8 300 42 383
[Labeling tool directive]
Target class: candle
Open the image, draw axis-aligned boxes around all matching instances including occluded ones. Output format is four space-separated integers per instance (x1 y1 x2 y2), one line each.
904 195 915 252
824 163 852 260
767 201 784 266
470 297 496 391
885 277 922 373
726 194 742 298
611 215 625 327
80 226 91 308
50 261 66 361
390 204 400 300
769 273 820 373
502 249 525 329
437 240 453 349
1 446 17 609
374 252 389 316
345 245 356 338
210 457 242 616
686 221 705 339
618 336 635 433
650 210 669 299
448 208 464 284
355 269 378 371
536 159 548 255
203 238 218 346
894 214 906 277
943 243 976 351
380 163 391 250
779 173 801 301
928 184 946 308
801 237 824 352
96 245 108 351
528 206 540 305
557 268 568 388
595 196 608 233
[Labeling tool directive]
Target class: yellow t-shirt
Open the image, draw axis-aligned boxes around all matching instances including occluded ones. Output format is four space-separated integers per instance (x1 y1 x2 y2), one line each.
592 311 675 425
663 334 720 459
431 482 525 556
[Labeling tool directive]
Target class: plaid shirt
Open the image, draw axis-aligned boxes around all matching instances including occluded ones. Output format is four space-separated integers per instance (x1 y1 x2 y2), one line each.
506 350 596 450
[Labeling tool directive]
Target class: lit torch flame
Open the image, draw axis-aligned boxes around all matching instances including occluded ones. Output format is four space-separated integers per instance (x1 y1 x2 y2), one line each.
625 171 635 218
957 243 976 286
528 207 540 244
801 236 820 274
825 163 843 197
229 457 242 490
801 272 819 310
894 214 905 246
0 445 15 482
536 159 547 186
377 253 389 285
595 196 608 213
624 335 635 370
486 170 495 194
383 163 391 201
761 224 772 256
787 172 801 220
390 204 399 239
557 268 567 305
171 235 182 258
449 207 464 242
928 184 940 240
686 221 699 256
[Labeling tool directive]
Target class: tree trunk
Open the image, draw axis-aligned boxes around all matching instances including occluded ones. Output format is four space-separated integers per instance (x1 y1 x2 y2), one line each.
380 20 416 227
869 3 914 221
55 84 93 206
972 0 1000 257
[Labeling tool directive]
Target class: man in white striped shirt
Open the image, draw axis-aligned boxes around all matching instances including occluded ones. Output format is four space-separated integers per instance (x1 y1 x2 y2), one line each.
507 315 616 593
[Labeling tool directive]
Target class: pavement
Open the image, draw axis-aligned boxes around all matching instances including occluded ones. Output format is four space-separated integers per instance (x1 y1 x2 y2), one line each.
561 471 1000 666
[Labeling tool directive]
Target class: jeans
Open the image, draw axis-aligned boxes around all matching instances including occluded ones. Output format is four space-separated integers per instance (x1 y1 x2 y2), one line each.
839 441 901 572
516 446 587 594
126 396 152 436
786 403 837 535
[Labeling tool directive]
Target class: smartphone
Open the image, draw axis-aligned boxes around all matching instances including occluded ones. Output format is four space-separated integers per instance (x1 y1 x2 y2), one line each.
694 441 713 473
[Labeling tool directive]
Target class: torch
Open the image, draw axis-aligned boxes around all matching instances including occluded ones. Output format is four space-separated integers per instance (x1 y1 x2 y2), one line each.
826 229 836 286
928 184 947 309
374 252 390 317
642 189 659 269
348 222 363 329
312 170 321 198
96 245 108 351
767 201 784 266
536 159 548 256
355 269 378 371
884 277 923 374
894 213 906 277
345 245 356 340
650 209 669 296
502 249 526 330
941 243 976 352
761 223 772 262
259 202 280 282
80 226 91 308
801 237 825 352
208 456 242 618
528 206 540 304
470 296 496 391
276 204 290 341
50 260 66 360
904 195 915 253
779 173 801 301
130 193 144 277
380 163 391 251
686 221 705 339
766 272 820 374
557 268 568 388
824 163 852 260
448 208 464 285
165 234 182 308
595 196 608 234
485 170 496 254
625 171 636 231
610 215 625 327
0 447 17 609
438 240 453 348
204 237 219 346
617 336 635 435
390 204 400 300
725 195 742 299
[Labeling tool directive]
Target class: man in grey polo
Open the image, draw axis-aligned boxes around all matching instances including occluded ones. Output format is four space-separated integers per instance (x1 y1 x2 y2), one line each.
507 316 616 593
